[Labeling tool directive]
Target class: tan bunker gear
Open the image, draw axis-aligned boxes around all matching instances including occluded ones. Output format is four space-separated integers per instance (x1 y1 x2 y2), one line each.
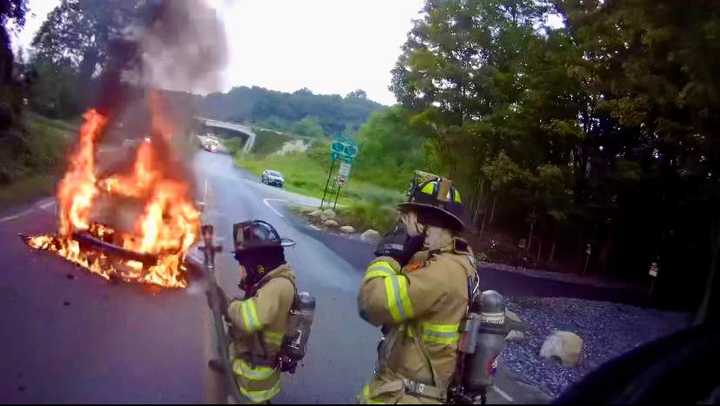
358 242 477 404
227 264 296 404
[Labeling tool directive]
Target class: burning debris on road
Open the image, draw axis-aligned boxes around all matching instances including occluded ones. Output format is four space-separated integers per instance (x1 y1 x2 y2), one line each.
22 102 201 289
19 0 229 289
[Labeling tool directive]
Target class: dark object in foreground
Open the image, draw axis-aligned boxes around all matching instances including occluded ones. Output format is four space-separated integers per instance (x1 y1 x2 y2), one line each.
554 322 720 404
73 231 158 266
199 224 244 403
18 231 158 266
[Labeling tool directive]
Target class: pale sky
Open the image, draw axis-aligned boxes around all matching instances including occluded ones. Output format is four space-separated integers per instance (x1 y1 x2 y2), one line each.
12 0 427 105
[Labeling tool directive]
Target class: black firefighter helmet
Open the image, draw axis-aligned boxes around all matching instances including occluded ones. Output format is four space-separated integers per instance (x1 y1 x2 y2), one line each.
398 177 466 232
233 220 296 253
233 220 295 286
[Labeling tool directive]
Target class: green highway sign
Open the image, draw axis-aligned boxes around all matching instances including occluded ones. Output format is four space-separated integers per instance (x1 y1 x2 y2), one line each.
330 136 358 162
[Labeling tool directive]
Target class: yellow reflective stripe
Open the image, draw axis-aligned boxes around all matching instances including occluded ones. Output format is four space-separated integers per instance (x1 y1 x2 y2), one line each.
397 276 414 319
265 330 284 346
454 190 462 203
384 275 414 323
365 269 395 280
421 182 435 194
239 379 281 403
247 299 261 332
421 322 459 333
361 384 385 404
420 322 460 345
365 262 397 280
368 260 398 273
239 301 252 332
422 332 460 345
239 299 261 333
232 358 276 381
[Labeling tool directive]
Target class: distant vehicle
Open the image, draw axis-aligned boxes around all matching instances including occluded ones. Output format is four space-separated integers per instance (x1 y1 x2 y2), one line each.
261 170 284 188
201 138 219 152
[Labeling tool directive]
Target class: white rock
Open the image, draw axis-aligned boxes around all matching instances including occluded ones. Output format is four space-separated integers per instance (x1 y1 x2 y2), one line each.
361 229 381 243
506 310 522 323
506 330 526 342
272 139 309 156
540 331 584 367
309 209 323 218
300 206 316 214
339 225 356 233
323 219 339 228
322 209 336 219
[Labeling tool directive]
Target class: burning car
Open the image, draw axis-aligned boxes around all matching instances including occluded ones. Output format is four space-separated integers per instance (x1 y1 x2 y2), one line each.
22 94 201 289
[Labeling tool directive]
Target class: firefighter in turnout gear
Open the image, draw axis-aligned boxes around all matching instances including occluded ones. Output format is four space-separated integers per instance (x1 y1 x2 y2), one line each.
209 220 298 404
357 178 479 404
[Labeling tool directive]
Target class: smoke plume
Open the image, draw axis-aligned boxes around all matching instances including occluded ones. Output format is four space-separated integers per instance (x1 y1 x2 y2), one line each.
133 0 229 94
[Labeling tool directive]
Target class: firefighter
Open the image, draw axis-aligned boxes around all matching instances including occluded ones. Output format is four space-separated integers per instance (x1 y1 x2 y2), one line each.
208 220 297 404
357 178 478 404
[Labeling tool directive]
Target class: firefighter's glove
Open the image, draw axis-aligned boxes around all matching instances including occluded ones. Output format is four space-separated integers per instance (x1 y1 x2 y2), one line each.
374 222 425 267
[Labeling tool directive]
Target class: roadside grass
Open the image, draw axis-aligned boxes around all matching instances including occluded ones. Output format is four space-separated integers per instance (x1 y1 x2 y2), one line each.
222 127 317 157
0 174 58 209
0 113 75 210
335 201 397 234
251 128 300 156
235 152 403 205
235 150 404 232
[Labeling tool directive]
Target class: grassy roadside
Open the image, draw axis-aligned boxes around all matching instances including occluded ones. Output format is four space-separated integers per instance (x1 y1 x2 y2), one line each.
234 147 404 233
235 152 403 206
0 113 76 210
0 174 59 209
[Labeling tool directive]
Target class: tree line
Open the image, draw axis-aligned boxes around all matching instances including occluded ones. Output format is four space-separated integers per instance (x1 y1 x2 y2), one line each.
387 0 719 311
200 86 384 137
18 0 385 138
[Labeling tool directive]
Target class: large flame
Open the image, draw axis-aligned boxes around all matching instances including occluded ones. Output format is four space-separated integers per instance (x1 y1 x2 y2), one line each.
25 96 200 288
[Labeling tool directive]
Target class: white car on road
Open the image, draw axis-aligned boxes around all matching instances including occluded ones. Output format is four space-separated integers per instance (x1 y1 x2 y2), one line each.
261 170 284 188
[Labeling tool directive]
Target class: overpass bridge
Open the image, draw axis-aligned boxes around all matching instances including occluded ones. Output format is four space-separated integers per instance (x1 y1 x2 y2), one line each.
194 117 256 153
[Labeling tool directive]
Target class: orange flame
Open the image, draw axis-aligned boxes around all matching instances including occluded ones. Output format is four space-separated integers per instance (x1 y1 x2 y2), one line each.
26 96 200 288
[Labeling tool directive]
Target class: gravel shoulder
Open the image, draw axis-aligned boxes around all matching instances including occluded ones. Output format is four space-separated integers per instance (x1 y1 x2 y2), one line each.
503 297 692 397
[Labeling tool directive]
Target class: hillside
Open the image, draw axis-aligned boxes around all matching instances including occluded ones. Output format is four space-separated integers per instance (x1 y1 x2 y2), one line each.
199 86 385 136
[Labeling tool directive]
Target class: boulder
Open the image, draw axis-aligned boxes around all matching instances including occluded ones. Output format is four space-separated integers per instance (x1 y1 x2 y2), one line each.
339 225 356 233
505 309 526 341
309 209 323 218
506 330 526 342
540 331 584 367
361 229 381 243
322 209 336 219
300 206 316 214
506 310 522 323
323 219 339 228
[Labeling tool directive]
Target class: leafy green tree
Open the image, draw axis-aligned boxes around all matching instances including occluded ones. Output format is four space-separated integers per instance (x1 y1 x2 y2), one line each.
292 116 325 138
200 85 384 136
559 0 720 309
391 0 581 243
0 0 28 183
31 0 140 84
354 106 432 190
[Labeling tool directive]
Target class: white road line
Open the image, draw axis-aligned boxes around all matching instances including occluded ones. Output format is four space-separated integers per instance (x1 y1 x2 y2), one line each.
493 385 515 402
38 200 56 210
0 208 34 224
263 198 287 218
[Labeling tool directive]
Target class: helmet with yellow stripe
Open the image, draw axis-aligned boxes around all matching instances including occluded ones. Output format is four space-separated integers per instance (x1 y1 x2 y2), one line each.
398 177 466 232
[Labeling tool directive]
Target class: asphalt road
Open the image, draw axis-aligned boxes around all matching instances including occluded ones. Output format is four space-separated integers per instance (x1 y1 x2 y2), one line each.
0 150 549 403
